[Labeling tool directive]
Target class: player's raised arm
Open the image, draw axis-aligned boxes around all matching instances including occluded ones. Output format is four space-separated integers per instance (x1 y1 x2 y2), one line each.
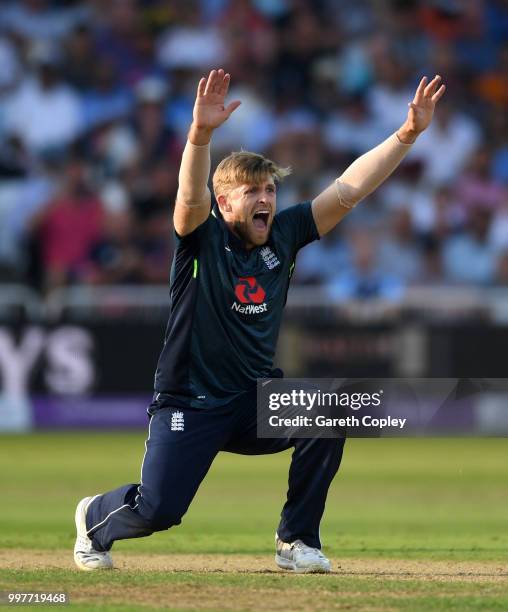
174 69 241 237
311 75 446 236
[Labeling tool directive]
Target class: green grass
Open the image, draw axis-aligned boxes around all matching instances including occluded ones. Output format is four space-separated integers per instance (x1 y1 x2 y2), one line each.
1 569 507 611
0 434 507 610
1 435 507 558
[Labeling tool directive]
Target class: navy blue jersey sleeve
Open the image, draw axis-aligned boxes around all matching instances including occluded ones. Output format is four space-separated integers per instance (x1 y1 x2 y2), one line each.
272 201 320 255
170 216 213 294
174 214 212 250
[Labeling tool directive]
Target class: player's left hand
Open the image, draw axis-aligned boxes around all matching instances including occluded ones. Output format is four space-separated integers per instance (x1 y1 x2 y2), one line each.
398 75 446 143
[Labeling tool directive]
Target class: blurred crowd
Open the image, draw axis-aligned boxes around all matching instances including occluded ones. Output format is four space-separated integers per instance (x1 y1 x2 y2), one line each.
1 0 508 298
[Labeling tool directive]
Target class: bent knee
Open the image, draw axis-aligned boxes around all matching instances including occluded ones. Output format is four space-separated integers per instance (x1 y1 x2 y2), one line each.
140 503 185 531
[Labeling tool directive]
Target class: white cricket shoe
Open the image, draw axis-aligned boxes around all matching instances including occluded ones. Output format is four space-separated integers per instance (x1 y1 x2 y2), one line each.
275 534 331 573
74 496 113 571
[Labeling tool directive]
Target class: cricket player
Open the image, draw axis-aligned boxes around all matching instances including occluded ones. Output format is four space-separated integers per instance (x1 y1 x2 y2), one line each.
74 69 445 573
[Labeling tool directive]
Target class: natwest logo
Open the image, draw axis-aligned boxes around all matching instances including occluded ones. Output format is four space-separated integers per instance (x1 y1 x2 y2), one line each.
232 277 268 315
234 277 265 304
232 302 267 314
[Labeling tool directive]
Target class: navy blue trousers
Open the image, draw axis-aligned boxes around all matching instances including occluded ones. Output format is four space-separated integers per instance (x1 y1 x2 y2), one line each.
86 391 345 551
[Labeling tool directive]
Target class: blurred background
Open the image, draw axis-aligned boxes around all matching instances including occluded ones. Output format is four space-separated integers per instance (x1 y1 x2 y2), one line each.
1 0 508 431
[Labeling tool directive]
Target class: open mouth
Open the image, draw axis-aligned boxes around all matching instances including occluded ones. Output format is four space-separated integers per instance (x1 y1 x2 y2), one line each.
252 210 270 231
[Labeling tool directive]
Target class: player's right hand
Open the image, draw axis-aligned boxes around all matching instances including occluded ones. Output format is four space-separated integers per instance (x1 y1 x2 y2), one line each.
190 69 241 141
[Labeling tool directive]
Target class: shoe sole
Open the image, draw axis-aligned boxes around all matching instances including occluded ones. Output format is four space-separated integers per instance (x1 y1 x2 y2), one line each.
275 554 331 574
74 495 112 571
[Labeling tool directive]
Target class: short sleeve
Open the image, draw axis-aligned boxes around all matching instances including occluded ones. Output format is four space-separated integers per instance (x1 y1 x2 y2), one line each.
174 214 212 251
272 201 320 255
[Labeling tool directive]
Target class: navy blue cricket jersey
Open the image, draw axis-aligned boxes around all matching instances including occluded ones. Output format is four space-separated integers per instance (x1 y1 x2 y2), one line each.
154 201 319 408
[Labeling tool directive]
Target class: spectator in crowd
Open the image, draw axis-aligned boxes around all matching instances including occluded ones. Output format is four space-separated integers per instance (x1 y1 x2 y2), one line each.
295 226 349 286
419 1 477 44
93 0 155 87
367 52 416 135
474 46 508 109
131 76 179 171
411 98 481 187
157 0 228 72
269 110 326 209
0 157 58 282
217 0 276 81
4 42 82 157
81 59 133 131
378 0 429 75
328 230 405 302
443 204 499 285
62 24 96 92
495 249 508 285
490 198 508 252
414 185 465 240
81 182 142 285
130 161 176 283
210 83 276 155
419 235 445 285
454 145 506 214
324 94 386 158
30 153 103 291
379 207 423 284
0 34 21 97
273 1 336 106
134 203 173 284
489 107 508 185
0 0 88 43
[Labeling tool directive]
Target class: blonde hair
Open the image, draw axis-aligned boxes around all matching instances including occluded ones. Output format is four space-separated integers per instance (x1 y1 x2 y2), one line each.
212 151 291 199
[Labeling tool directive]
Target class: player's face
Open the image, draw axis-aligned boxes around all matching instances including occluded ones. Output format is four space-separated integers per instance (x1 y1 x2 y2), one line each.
220 177 277 249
